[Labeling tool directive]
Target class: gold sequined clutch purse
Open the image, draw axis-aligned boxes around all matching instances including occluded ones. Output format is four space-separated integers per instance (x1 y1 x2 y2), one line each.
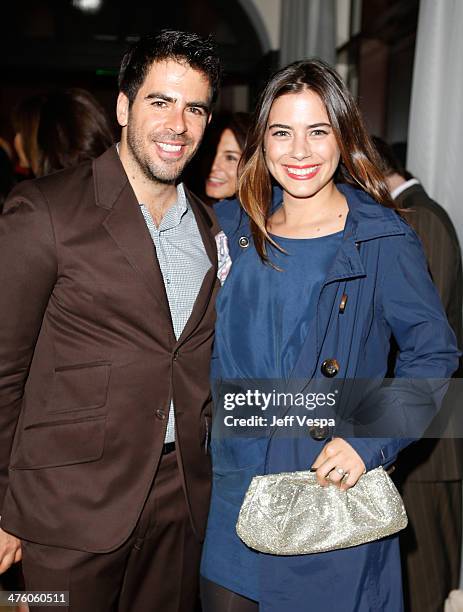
236 467 408 555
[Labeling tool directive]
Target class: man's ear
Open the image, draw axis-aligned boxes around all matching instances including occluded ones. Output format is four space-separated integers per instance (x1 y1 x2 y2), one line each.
116 92 129 127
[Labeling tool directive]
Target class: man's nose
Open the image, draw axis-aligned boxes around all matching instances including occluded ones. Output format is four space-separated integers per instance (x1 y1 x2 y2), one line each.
165 108 187 135
210 153 222 173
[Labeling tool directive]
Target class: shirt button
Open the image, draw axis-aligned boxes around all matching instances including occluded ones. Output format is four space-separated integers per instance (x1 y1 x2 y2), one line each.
321 358 340 378
239 236 250 248
166 278 171 285
155 409 166 420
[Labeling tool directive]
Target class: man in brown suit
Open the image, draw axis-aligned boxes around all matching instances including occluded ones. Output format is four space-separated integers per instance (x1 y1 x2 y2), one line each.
0 31 221 611
373 137 463 612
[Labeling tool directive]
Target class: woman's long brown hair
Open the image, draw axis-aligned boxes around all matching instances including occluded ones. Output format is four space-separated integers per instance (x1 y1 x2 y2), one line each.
238 59 395 263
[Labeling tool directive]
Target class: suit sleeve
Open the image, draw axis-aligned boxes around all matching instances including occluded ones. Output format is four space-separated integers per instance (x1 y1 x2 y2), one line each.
405 206 462 349
346 228 459 470
0 181 57 511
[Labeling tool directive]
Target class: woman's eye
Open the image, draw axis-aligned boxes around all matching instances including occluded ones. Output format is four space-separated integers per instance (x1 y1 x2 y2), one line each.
310 129 328 137
272 130 289 137
225 155 239 163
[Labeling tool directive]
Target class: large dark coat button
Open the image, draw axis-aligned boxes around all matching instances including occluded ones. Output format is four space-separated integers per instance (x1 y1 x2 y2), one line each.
309 425 329 441
321 358 340 377
239 236 250 248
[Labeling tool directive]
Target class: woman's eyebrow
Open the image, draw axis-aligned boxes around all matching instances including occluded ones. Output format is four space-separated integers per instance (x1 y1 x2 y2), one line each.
268 121 332 130
268 123 292 130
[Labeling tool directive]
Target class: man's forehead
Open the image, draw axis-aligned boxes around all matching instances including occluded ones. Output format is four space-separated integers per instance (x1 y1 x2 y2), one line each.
144 59 209 85
137 59 212 106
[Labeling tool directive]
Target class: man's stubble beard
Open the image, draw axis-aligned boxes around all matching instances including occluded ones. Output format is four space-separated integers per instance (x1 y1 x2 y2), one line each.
126 123 199 186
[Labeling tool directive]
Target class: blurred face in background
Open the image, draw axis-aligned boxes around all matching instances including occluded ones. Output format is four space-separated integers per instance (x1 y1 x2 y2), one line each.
206 128 241 199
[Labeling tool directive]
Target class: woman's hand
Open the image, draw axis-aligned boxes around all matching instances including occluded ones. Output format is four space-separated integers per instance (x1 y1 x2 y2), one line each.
311 438 366 491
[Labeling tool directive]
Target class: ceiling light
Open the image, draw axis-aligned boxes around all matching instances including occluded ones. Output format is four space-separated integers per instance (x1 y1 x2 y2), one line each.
72 0 103 13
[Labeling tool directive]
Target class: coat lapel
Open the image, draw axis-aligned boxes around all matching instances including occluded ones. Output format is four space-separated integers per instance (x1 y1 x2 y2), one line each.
288 184 405 387
94 148 219 344
94 147 172 321
176 189 219 346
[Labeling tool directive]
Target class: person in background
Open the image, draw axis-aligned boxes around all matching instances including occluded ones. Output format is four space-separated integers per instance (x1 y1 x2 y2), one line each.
12 88 114 178
12 94 43 178
205 112 250 201
0 139 16 212
372 135 463 612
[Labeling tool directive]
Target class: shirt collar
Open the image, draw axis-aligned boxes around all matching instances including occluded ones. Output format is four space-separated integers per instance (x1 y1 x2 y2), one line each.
391 178 420 200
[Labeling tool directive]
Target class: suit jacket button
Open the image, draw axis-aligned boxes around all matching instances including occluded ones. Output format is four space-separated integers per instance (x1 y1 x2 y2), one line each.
173 350 179 361
309 425 329 441
155 409 166 420
321 358 340 377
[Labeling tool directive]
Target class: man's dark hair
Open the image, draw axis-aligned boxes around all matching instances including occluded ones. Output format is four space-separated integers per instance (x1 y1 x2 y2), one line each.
370 136 411 180
118 30 221 107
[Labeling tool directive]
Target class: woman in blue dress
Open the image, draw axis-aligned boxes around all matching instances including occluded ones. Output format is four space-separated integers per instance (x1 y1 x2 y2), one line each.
200 59 459 612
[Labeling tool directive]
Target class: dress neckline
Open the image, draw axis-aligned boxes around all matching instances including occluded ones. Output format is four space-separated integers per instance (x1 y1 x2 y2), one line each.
269 229 344 243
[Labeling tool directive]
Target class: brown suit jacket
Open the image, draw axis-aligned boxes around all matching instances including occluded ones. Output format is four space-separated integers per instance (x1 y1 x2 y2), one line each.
395 182 463 482
0 146 220 552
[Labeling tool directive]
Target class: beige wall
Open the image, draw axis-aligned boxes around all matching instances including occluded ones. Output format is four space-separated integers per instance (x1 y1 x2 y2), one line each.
239 0 282 51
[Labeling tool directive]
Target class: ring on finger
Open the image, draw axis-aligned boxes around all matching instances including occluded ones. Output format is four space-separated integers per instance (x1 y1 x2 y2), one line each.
336 467 345 476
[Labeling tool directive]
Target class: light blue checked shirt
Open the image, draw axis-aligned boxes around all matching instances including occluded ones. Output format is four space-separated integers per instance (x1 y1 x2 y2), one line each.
140 184 211 443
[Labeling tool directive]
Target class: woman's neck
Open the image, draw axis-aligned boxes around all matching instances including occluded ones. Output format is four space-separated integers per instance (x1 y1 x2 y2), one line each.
268 182 348 239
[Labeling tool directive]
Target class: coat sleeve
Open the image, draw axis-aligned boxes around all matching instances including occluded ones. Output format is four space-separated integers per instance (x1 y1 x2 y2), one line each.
0 181 57 511
346 227 460 471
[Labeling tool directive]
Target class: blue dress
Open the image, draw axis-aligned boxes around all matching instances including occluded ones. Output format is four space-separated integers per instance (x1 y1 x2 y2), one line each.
201 184 458 612
201 230 343 600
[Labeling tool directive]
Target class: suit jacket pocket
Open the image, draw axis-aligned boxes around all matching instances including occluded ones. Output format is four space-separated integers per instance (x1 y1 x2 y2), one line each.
10 415 106 470
48 361 110 414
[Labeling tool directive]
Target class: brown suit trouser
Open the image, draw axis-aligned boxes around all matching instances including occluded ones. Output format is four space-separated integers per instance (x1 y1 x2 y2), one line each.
21 451 202 612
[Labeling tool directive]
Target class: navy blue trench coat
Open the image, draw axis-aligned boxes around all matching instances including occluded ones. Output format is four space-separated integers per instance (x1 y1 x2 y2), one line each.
206 183 459 612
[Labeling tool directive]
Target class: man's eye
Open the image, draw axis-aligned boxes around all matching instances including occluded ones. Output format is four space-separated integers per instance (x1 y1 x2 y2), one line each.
151 100 167 108
189 107 205 116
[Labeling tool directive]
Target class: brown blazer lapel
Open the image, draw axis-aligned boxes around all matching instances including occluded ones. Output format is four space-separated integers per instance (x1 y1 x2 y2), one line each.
176 189 219 346
94 147 172 320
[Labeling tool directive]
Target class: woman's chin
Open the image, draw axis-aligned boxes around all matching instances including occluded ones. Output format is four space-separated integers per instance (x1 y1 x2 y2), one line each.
206 186 235 200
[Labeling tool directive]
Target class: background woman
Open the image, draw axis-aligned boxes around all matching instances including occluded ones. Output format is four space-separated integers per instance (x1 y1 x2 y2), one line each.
13 88 113 177
205 112 250 201
200 60 459 612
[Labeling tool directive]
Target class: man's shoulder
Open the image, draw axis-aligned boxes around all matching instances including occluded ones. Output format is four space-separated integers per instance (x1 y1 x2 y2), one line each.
1 165 92 216
13 147 125 218
35 160 93 196
400 184 459 242
400 183 444 217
